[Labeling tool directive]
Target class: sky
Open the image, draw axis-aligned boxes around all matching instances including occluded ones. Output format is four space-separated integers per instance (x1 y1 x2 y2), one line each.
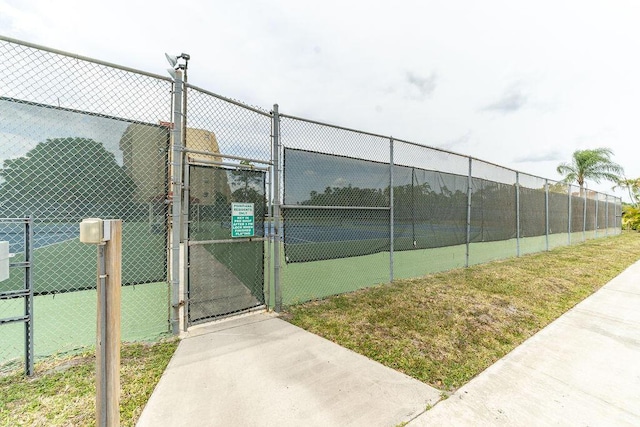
1 0 639 200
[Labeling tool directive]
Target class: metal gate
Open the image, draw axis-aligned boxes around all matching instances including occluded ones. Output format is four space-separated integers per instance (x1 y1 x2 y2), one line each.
0 217 34 375
186 162 267 324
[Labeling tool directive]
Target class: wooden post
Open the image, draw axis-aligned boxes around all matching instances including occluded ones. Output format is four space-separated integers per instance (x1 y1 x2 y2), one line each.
96 219 121 427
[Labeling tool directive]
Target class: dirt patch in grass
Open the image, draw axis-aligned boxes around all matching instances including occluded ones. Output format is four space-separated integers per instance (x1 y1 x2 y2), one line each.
285 232 640 391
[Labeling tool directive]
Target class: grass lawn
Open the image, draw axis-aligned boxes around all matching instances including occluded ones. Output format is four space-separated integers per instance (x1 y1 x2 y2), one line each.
1 228 631 424
0 339 178 427
284 230 640 391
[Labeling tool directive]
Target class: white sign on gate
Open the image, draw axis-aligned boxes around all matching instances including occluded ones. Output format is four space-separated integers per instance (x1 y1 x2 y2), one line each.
231 202 255 238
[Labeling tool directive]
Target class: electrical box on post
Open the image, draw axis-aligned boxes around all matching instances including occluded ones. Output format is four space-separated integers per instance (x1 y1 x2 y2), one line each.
0 241 9 282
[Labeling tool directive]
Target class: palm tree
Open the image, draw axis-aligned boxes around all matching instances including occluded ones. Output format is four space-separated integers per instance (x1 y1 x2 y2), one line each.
615 177 640 207
556 148 623 196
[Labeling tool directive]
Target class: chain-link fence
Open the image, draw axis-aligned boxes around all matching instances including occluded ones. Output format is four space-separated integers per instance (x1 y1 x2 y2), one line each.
0 37 172 373
181 85 273 325
277 115 623 306
0 35 624 372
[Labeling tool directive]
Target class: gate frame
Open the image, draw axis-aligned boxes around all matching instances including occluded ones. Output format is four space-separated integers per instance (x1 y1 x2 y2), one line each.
182 150 272 328
0 217 34 376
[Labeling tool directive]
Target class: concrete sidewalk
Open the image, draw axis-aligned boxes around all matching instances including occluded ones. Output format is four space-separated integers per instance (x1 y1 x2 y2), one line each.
137 312 441 427
138 259 640 426
411 259 640 426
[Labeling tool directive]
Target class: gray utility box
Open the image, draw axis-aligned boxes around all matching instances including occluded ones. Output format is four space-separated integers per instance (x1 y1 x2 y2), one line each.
0 241 9 282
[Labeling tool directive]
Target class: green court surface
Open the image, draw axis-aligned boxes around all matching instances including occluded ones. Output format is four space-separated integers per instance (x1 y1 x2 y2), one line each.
0 281 169 371
0 222 165 294
1 221 168 371
190 221 264 300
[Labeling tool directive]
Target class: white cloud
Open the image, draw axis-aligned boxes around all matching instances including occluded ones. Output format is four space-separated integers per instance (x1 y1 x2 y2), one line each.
331 177 348 187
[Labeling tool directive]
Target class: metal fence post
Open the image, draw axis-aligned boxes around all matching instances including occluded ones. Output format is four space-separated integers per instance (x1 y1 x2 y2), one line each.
594 192 599 238
567 184 572 245
180 72 190 332
272 104 282 312
583 188 587 241
266 132 273 310
466 158 472 267
619 197 622 234
181 160 190 331
516 172 520 257
25 216 34 376
618 197 622 234
605 196 609 236
170 70 184 334
545 179 549 251
389 137 394 282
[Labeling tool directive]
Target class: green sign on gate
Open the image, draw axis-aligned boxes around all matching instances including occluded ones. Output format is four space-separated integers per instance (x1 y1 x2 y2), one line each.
231 202 255 238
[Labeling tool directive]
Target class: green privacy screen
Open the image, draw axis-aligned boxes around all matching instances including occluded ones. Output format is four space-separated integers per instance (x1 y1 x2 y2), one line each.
284 148 497 263
282 148 620 265
282 149 390 263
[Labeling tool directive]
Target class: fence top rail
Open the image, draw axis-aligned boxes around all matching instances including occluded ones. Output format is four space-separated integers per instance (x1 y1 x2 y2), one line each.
0 35 173 83
186 83 271 117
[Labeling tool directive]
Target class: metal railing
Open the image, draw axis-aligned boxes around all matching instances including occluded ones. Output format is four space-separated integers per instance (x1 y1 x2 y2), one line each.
0 218 33 375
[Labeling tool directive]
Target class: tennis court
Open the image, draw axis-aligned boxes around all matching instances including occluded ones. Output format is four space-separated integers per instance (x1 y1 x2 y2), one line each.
0 222 165 295
0 281 168 370
0 221 169 370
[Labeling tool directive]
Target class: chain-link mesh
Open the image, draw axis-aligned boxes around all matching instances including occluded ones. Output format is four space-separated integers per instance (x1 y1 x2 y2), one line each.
185 86 272 160
278 115 623 305
188 166 265 323
596 193 607 237
182 85 272 323
278 117 391 303
609 195 621 234
0 38 171 371
467 160 517 264
518 173 547 254
283 148 390 263
569 184 585 241
391 141 470 278
585 191 596 237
